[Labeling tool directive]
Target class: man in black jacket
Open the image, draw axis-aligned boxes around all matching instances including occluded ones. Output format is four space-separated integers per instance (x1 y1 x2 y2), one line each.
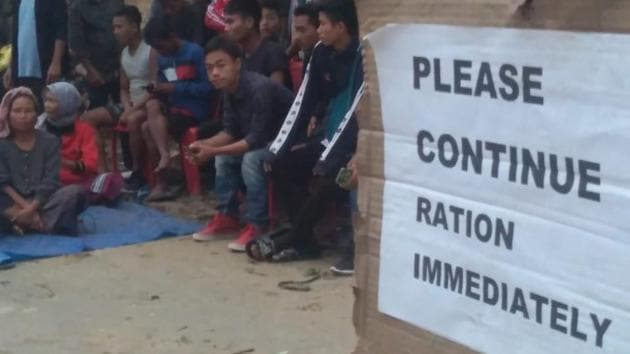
3 0 68 98
249 0 363 271
68 0 124 110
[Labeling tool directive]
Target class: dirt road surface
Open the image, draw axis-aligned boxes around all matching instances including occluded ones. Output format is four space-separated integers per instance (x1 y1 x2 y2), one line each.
0 237 356 354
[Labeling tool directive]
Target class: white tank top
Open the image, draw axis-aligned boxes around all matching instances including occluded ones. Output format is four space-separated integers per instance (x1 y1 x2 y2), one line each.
121 41 152 106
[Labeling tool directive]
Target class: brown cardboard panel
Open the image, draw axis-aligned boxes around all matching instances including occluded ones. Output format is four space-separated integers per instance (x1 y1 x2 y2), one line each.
365 177 383 219
360 46 383 133
366 237 380 259
367 217 381 243
353 0 630 353
366 131 384 179
356 131 372 180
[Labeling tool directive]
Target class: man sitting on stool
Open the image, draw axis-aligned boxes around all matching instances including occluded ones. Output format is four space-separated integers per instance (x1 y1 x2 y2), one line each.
188 35 294 252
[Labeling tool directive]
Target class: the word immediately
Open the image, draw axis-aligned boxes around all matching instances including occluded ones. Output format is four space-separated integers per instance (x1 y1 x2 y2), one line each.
414 253 613 349
412 57 544 105
416 196 514 250
417 130 601 202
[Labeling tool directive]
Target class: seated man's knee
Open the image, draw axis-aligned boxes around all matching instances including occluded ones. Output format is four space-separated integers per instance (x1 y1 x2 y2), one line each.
241 150 267 181
242 149 267 169
141 121 150 135
127 111 145 132
214 155 231 173
146 99 161 115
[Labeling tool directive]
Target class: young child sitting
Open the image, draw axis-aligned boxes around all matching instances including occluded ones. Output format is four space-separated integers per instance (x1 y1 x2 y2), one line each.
0 87 87 235
37 82 99 187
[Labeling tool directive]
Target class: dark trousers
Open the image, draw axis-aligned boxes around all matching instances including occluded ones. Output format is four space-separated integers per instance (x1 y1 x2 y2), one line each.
87 79 119 109
272 142 324 222
273 175 349 255
0 185 88 236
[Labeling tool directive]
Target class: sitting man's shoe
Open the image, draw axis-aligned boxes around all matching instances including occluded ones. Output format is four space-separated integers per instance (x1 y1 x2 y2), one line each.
123 171 145 192
228 224 266 252
192 213 240 242
330 253 355 276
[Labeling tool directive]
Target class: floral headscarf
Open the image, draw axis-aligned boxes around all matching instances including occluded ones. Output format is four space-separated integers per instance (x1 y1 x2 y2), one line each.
0 87 38 138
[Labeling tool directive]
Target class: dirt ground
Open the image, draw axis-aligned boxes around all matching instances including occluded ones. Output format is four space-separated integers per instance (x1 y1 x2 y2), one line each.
0 235 357 354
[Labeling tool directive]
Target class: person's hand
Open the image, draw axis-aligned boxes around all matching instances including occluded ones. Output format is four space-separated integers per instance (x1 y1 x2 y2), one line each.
339 155 359 191
344 156 359 190
306 116 318 138
46 61 62 84
3 67 11 90
186 142 215 165
263 162 272 173
13 207 39 230
286 38 300 57
30 212 44 232
152 83 176 94
86 68 106 87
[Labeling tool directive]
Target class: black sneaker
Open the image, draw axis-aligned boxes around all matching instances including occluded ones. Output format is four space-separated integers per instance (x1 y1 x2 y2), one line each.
123 171 145 192
330 253 355 276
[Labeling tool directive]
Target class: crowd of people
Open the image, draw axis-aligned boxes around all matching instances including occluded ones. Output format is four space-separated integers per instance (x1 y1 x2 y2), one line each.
0 0 363 275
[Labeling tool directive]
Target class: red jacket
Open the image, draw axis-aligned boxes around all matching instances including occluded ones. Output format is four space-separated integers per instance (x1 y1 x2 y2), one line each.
60 120 99 185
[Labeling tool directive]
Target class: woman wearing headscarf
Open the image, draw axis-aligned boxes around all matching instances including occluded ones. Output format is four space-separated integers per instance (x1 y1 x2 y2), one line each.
37 82 99 186
0 87 87 235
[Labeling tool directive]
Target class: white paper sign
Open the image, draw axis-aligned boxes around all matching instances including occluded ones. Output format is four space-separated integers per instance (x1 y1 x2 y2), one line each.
370 24 630 354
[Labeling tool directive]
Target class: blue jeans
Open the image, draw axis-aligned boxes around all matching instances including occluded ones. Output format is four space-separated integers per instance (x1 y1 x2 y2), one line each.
214 149 269 227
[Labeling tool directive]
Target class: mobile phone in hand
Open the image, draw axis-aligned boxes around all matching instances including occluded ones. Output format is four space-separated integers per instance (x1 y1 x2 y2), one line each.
336 167 353 188
143 84 155 93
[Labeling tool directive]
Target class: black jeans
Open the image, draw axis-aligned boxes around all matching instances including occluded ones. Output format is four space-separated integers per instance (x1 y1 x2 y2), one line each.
87 79 119 109
273 175 349 256
272 142 324 222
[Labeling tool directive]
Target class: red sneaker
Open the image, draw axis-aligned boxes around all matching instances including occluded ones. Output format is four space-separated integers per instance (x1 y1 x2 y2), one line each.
192 214 240 242
228 224 266 252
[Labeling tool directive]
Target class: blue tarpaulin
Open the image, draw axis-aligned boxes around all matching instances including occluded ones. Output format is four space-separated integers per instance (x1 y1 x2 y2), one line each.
0 202 200 267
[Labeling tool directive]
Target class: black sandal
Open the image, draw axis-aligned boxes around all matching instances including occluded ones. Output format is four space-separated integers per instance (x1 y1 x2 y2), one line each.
246 236 276 262
245 225 291 262
271 248 302 263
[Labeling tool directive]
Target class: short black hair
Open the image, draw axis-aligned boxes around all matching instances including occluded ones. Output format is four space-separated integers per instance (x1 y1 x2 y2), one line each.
293 3 319 27
259 0 279 12
143 16 177 45
115 5 142 29
225 0 263 29
260 0 290 17
319 0 359 36
204 34 244 60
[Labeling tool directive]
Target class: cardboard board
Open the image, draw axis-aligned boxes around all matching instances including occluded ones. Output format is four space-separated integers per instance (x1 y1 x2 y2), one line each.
353 1 630 353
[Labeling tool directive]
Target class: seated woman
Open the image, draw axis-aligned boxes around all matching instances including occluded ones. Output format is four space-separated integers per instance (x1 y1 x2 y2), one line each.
37 82 99 187
0 87 87 235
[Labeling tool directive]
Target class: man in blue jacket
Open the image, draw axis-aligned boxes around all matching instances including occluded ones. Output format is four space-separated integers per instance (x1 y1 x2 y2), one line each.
142 16 214 201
